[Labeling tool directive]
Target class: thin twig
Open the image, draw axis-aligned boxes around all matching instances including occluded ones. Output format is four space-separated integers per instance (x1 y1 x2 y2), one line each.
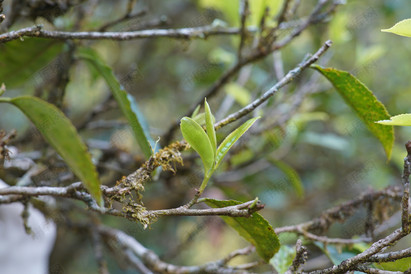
311 228 407 273
214 40 332 130
286 239 307 274
0 24 258 44
367 247 411 263
237 0 249 60
0 0 5 24
161 1 341 144
91 228 110 274
98 5 146 31
402 141 411 233
275 186 403 235
98 225 256 273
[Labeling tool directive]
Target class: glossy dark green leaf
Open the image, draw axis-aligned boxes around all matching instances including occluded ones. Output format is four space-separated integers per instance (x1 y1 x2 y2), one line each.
215 117 259 168
0 38 64 88
0 96 102 204
204 198 280 262
180 117 214 173
78 47 154 158
312 65 394 160
204 99 217 155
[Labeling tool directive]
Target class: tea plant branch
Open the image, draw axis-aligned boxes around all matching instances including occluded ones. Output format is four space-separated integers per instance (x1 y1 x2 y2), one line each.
98 4 147 31
367 247 411 263
0 24 258 44
402 141 411 233
274 186 403 235
98 225 258 274
0 182 263 217
311 227 408 274
215 40 332 130
285 239 307 274
237 0 249 60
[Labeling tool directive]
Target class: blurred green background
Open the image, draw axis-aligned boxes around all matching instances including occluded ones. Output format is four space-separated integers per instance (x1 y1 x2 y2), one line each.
1 0 411 272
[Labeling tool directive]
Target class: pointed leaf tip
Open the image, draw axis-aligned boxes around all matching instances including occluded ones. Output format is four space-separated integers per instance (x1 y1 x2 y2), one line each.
5 96 102 204
313 66 394 160
376 114 411 126
204 98 217 156
381 18 411 38
215 117 260 168
180 117 214 173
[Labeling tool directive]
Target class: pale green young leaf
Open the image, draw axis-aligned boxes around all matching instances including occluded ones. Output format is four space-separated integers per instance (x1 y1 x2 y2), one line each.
204 99 217 155
192 112 206 126
376 114 411 126
191 105 201 118
312 65 394 160
180 117 214 173
215 117 260 168
381 18 411 38
1 96 102 204
204 198 280 262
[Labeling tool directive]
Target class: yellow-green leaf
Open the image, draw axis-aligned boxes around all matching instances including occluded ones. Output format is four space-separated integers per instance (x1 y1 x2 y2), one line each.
382 18 411 38
312 65 394 160
204 99 217 155
204 198 280 262
375 257 411 272
78 47 154 159
1 96 102 204
180 117 214 173
225 83 251 106
376 114 411 126
216 117 260 168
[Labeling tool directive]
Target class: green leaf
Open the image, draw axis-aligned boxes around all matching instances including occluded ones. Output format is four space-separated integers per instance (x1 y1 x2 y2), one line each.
270 245 296 274
191 105 201 118
204 99 217 155
375 257 411 272
204 198 280 262
1 96 102 204
249 0 283 27
180 117 214 173
198 0 239 26
376 114 411 126
225 83 251 106
216 117 260 168
268 159 304 198
0 38 64 88
312 65 394 160
381 18 411 38
127 94 158 152
78 47 154 159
